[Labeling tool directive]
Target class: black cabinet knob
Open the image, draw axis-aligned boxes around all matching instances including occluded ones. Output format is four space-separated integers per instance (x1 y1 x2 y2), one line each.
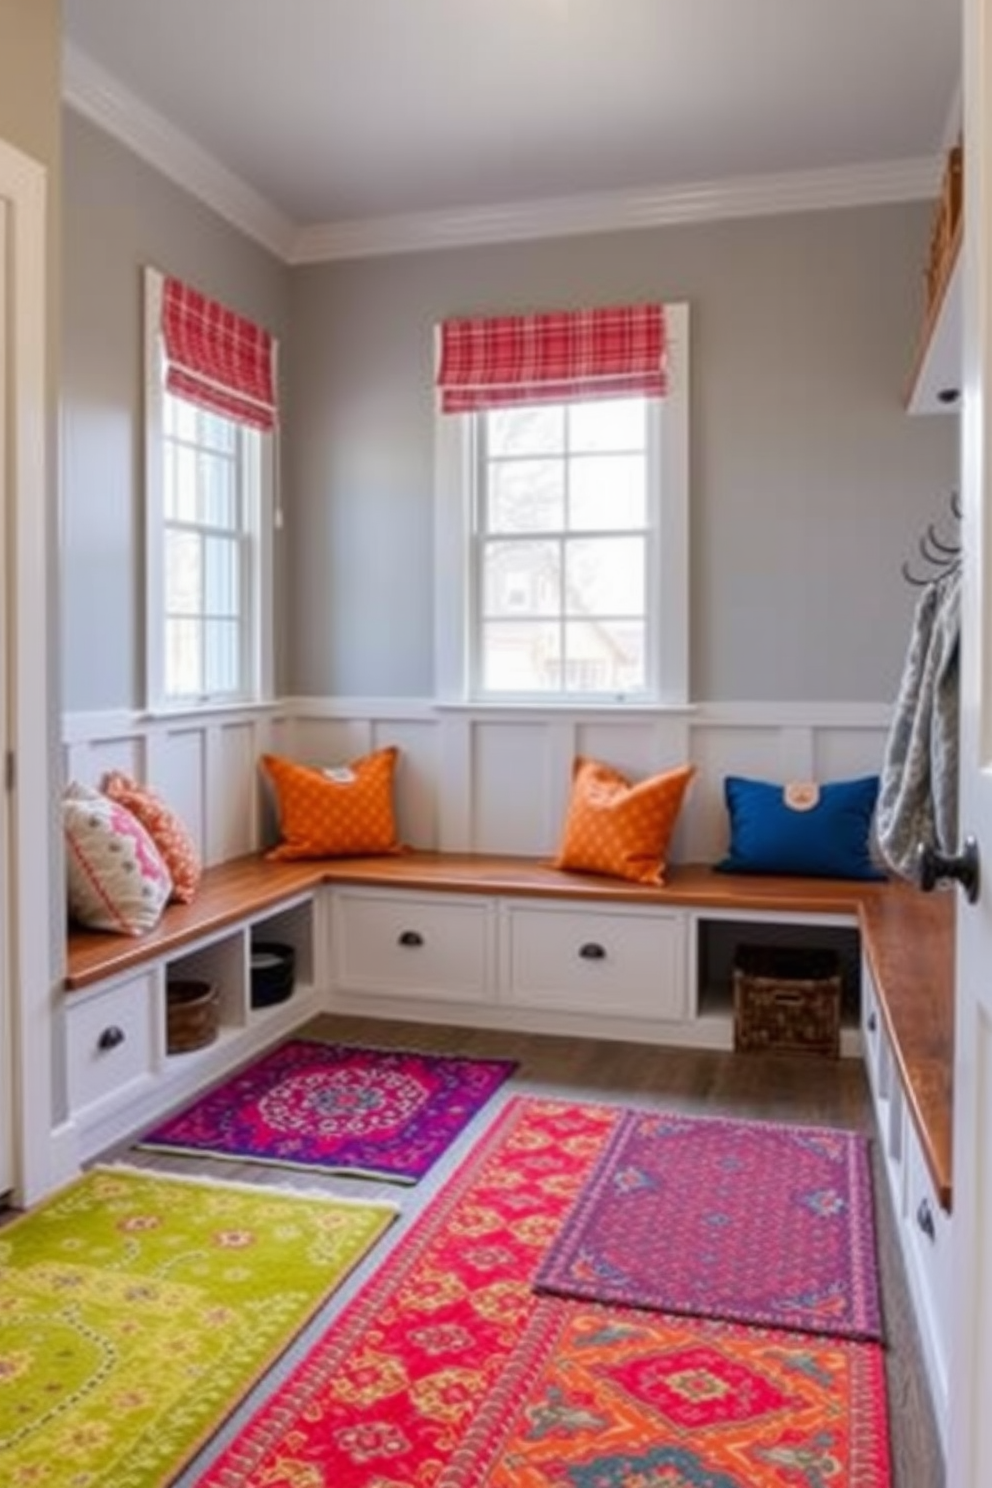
398 930 424 948
867 1011 877 1033
97 1025 125 1052
916 1197 936 1243
579 942 606 961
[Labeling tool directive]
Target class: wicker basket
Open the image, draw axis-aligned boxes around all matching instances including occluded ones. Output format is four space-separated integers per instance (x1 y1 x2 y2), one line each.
733 946 841 1058
166 978 219 1054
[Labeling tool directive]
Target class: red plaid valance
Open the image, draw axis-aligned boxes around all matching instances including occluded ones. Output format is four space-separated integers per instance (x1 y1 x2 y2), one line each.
162 277 277 431
436 303 667 412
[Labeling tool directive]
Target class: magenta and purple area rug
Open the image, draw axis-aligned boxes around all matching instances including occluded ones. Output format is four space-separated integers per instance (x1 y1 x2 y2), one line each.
137 1039 516 1182
535 1108 882 1341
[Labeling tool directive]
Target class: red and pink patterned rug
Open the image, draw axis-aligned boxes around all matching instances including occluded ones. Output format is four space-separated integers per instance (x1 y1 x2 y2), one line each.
535 1107 883 1341
192 1097 891 1488
137 1038 516 1182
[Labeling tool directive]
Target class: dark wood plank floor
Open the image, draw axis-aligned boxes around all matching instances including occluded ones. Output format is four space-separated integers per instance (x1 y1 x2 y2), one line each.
109 1014 943 1487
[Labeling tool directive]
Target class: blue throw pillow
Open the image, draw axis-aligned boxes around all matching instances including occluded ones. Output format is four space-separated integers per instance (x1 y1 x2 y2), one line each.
717 775 887 880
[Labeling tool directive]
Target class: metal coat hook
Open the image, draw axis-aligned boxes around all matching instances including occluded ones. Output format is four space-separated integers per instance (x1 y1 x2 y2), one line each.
902 492 962 587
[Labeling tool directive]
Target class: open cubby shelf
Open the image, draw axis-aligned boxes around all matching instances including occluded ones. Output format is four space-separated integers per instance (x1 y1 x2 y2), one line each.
695 916 862 1027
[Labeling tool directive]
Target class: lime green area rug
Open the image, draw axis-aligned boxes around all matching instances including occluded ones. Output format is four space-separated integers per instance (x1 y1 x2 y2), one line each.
0 1165 397 1487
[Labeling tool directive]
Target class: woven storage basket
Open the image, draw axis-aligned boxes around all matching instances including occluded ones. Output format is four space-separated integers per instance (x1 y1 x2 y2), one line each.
166 978 219 1054
733 945 841 1057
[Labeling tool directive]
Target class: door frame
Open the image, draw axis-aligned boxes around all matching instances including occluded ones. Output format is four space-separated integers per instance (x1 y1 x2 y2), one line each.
0 136 54 1206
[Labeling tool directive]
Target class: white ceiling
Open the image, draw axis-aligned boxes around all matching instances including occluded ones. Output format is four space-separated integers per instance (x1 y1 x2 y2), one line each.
62 0 961 259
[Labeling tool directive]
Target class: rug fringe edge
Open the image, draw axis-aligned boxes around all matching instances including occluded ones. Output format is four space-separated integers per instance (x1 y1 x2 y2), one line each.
93 1161 402 1213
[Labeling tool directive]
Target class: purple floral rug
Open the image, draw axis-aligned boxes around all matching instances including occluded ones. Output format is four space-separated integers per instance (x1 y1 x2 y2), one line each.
535 1108 882 1341
137 1039 516 1182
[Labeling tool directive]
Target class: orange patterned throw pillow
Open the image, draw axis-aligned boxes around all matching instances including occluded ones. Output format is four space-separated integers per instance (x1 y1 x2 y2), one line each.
261 747 402 860
555 756 695 885
101 770 202 904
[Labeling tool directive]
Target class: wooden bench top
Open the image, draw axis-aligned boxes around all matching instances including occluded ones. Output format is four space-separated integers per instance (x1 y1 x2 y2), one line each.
64 857 327 990
859 886 955 1207
65 850 955 1207
317 853 877 914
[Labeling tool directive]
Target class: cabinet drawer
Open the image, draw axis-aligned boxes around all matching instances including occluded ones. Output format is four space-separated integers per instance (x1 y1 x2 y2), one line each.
861 964 905 1197
332 890 493 1002
904 1115 952 1398
66 971 157 1117
861 959 885 1096
503 903 686 1019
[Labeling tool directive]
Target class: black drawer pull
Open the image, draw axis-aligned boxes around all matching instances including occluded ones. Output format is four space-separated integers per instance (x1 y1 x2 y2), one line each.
579 942 606 961
867 1011 877 1033
398 930 424 948
97 1025 125 1052
916 1197 936 1243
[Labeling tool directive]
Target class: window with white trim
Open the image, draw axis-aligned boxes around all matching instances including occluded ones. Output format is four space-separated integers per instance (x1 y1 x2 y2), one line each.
144 268 276 710
435 301 689 705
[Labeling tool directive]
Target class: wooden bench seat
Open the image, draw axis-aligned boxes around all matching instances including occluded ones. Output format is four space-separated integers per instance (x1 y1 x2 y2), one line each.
65 850 954 1206
64 857 327 990
858 885 954 1206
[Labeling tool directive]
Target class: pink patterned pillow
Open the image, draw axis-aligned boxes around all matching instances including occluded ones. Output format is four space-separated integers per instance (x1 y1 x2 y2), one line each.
64 783 172 935
101 770 202 903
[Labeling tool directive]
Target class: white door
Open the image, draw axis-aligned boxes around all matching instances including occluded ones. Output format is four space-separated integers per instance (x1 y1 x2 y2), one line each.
948 3 992 1483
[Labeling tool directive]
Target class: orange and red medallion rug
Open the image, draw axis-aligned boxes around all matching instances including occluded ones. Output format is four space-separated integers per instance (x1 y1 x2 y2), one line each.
199 1097 891 1488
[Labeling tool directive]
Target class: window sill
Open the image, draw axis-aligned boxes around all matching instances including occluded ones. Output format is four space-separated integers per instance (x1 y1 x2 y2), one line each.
140 697 282 724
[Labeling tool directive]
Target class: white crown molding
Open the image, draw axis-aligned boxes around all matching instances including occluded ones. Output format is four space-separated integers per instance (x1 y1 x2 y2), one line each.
291 156 943 264
61 42 941 267
62 42 297 261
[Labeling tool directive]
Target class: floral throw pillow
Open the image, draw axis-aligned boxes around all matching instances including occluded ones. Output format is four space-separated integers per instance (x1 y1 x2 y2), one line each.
64 782 173 935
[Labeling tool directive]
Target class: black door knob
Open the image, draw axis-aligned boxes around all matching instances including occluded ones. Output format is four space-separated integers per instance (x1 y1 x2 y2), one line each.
916 837 980 903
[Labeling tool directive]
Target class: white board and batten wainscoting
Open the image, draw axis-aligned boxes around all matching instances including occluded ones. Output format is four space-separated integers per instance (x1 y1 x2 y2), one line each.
63 696 892 879
61 694 889 1064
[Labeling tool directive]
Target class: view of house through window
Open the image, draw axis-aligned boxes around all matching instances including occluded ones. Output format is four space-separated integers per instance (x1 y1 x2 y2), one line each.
476 397 653 698
160 394 259 701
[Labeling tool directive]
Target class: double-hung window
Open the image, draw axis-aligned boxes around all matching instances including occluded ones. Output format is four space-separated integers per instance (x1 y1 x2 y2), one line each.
144 268 277 710
435 301 688 705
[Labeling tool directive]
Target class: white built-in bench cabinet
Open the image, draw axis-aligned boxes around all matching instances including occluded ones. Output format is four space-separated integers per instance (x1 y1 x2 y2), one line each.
64 851 955 1449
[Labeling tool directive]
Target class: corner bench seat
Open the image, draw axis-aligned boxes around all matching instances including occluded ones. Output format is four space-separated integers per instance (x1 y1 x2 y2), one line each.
65 857 328 991
65 850 954 1207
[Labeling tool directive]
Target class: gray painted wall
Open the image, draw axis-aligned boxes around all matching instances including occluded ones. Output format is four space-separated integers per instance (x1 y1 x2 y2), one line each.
288 205 958 702
61 112 292 711
61 105 958 710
